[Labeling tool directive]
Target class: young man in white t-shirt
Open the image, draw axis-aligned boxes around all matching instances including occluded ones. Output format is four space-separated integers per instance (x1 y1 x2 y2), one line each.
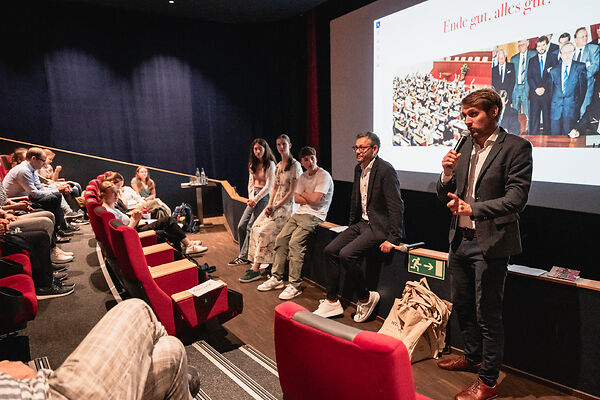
255 146 334 299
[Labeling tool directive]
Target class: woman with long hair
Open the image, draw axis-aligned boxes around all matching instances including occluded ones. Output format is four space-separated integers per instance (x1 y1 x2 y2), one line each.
131 166 156 200
229 138 275 268
99 180 206 255
240 134 301 283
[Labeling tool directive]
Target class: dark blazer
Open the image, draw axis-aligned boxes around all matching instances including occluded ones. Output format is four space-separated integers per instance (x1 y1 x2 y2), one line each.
492 63 516 100
550 60 588 120
527 53 556 96
349 156 405 244
436 128 533 258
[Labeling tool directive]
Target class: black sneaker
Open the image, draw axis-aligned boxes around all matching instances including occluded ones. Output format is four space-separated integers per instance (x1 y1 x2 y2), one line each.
52 264 68 272
228 257 250 266
57 230 74 237
63 223 80 232
187 366 200 398
36 284 74 300
53 272 68 281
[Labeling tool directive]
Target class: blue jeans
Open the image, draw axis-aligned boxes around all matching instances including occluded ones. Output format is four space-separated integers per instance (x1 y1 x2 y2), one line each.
237 190 269 260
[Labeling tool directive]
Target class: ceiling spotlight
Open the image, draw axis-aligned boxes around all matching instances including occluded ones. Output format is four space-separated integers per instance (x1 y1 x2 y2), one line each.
168 0 174 3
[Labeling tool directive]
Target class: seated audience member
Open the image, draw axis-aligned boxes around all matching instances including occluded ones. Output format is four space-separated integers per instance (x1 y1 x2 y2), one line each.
3 148 76 236
243 134 301 281
99 180 206 255
0 174 72 257
0 299 200 399
0 217 74 299
39 149 84 215
229 138 276 266
252 146 333 301
131 166 156 200
105 172 171 219
314 132 404 321
9 147 27 169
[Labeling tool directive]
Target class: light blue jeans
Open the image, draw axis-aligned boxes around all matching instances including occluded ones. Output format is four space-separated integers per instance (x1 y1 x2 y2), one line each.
237 189 269 260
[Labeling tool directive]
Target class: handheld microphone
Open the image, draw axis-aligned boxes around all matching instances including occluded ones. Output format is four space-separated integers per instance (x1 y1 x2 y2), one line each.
453 132 470 153
396 241 425 253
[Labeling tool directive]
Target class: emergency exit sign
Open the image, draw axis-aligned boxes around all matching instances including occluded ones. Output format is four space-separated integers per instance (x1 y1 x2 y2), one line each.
407 249 447 280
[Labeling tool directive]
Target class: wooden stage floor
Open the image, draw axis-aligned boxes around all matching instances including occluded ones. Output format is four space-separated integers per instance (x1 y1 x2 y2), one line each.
193 216 589 400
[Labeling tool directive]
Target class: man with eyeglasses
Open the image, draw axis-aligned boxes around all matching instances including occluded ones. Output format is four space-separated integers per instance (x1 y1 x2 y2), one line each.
313 131 404 321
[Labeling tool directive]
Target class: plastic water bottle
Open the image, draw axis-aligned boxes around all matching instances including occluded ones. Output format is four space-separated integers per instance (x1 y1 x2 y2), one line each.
200 168 207 185
194 168 201 185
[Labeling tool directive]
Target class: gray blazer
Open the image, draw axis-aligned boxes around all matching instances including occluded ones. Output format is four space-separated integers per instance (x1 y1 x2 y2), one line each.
436 128 533 258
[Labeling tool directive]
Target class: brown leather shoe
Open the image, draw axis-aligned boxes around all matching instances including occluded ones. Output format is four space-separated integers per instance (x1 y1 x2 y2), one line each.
455 378 497 400
437 355 481 372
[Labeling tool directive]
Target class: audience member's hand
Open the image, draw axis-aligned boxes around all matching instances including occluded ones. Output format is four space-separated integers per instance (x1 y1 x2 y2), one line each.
131 210 143 225
5 213 17 222
14 201 33 212
55 165 62 173
247 199 256 208
379 241 394 253
0 219 10 235
0 361 37 380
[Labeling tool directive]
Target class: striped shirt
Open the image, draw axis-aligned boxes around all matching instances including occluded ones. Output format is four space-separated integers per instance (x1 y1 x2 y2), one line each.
0 370 51 400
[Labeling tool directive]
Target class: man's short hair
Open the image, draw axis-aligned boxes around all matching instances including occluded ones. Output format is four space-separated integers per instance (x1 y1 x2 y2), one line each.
461 88 503 121
536 35 549 45
559 32 571 41
299 146 316 159
25 147 44 161
356 131 381 148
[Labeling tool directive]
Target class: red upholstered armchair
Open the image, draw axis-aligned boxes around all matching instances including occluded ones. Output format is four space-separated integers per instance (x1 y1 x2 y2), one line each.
107 220 241 342
274 302 431 400
0 253 37 335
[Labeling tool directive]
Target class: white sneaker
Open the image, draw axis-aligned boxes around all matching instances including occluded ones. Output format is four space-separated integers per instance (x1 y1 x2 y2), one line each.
56 247 74 256
188 240 203 246
51 248 73 264
278 284 301 300
313 299 344 318
184 244 208 255
257 276 284 292
353 291 380 323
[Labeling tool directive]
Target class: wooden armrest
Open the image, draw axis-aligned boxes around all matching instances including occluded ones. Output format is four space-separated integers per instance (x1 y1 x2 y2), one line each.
171 280 226 302
142 242 172 256
150 258 197 279
138 230 156 239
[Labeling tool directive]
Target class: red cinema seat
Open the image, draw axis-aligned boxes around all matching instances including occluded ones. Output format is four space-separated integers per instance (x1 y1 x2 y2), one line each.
107 220 241 342
274 302 432 400
0 256 38 334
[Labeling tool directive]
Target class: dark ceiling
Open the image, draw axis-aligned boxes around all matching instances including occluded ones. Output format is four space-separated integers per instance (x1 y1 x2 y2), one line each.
51 0 329 23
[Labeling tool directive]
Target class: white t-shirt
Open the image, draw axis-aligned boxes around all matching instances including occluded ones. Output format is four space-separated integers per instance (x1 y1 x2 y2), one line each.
295 167 334 221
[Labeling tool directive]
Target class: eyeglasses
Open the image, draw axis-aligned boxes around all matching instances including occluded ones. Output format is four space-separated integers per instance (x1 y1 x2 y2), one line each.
352 145 373 152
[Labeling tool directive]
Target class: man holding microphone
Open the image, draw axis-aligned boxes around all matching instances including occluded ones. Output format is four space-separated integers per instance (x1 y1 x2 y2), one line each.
436 88 532 400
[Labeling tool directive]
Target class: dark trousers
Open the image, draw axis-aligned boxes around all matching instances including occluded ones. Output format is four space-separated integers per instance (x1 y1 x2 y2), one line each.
31 193 66 232
323 221 384 301
449 232 508 387
528 95 550 134
138 216 186 251
551 114 577 135
4 230 53 290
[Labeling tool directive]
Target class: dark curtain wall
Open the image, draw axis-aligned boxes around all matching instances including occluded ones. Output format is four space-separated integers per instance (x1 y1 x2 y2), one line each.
0 2 307 194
